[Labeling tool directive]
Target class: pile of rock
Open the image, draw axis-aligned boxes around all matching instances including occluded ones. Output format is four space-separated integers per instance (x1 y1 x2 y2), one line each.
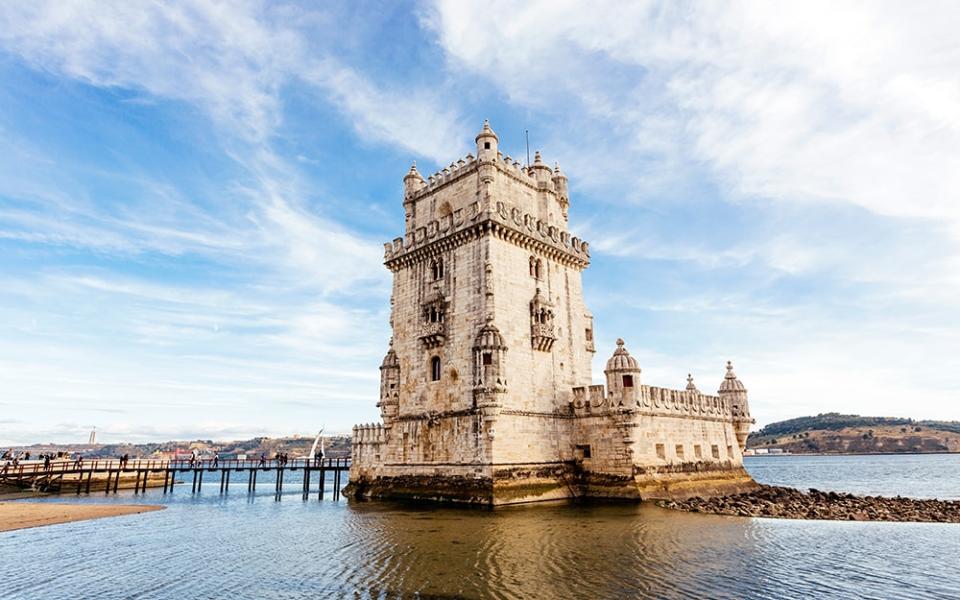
658 485 960 523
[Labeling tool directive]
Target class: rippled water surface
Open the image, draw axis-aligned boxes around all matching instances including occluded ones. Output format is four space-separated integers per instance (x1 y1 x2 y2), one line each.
2 455 959 599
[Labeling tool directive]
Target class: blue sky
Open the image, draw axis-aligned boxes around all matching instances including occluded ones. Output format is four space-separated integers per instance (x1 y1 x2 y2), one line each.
1 1 958 444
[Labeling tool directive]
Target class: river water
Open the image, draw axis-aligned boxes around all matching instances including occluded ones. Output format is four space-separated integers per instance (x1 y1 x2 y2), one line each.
2 454 958 599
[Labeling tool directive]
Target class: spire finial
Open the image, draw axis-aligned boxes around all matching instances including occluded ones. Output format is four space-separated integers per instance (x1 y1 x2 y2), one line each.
534 150 543 164
686 373 698 392
616 338 625 347
724 361 739 380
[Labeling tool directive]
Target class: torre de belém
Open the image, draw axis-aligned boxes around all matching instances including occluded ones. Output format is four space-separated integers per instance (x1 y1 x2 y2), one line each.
345 121 758 505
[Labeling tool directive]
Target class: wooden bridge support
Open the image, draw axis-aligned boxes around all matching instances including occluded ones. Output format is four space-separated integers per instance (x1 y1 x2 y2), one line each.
1 458 349 500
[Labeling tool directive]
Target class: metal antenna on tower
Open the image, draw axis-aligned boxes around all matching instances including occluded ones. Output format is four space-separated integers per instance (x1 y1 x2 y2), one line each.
525 129 531 169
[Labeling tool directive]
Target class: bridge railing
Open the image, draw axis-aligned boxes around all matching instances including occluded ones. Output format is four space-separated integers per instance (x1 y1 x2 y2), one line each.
0 456 351 479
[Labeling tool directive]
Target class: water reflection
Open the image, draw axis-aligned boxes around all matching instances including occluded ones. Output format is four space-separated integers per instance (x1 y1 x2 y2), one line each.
2 457 959 599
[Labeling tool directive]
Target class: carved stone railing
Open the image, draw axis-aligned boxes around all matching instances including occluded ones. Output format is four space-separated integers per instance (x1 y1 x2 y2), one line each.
419 321 447 349
531 322 556 352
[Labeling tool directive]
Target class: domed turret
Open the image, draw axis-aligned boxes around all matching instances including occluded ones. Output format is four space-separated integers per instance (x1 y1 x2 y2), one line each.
717 361 752 451
475 119 499 160
606 338 639 372
529 150 553 185
378 339 400 421
473 318 507 441
474 320 506 351
718 361 747 393
604 339 641 406
403 161 425 197
552 162 569 221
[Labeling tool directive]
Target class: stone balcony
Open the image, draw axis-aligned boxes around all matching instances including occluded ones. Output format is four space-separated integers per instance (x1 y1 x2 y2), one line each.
531 323 556 352
419 321 447 349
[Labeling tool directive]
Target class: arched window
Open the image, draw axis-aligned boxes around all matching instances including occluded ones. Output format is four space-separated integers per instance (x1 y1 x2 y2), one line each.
534 259 543 279
431 258 444 281
430 356 442 381
529 256 537 277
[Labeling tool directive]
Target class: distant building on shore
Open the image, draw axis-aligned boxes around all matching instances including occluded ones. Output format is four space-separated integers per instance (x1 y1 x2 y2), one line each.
347 122 757 505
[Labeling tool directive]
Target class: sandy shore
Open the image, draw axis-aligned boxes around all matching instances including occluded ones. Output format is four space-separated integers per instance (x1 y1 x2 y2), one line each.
0 502 165 532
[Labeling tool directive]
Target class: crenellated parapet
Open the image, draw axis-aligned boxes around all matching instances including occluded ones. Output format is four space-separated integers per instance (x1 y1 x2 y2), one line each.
383 198 590 271
352 423 386 445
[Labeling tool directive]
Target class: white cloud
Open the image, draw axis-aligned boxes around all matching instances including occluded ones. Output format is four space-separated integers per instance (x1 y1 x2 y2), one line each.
427 0 960 230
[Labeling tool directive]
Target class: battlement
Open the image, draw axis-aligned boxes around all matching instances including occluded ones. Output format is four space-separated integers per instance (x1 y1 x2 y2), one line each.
352 423 385 445
571 383 735 420
383 198 590 270
404 150 564 203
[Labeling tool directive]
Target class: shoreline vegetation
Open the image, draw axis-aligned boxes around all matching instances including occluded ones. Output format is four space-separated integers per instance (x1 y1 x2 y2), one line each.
0 502 165 532
658 485 960 523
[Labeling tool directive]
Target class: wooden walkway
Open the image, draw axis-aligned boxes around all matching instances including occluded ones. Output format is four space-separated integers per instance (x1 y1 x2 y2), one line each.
0 458 351 500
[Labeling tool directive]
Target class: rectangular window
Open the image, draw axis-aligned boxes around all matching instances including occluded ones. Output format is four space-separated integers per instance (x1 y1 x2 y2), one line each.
694 444 702 459
655 443 665 459
675 444 685 459
622 374 634 388
727 445 734 459
711 445 720 460
482 352 493 366
575 444 592 459
585 328 593 341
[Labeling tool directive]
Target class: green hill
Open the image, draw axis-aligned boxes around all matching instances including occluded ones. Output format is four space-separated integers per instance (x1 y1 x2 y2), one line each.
747 413 960 454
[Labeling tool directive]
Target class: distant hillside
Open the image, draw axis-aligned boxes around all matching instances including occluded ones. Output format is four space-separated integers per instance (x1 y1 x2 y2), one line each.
747 413 960 454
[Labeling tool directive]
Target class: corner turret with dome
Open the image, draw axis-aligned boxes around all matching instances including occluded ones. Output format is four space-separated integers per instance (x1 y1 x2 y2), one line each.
346 121 757 505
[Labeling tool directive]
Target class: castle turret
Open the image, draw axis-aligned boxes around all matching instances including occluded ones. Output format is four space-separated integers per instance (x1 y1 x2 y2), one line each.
402 162 425 233
378 340 400 422
473 318 508 441
403 162 425 196
552 162 569 222
604 339 641 407
475 119 499 161
528 150 553 187
718 361 752 450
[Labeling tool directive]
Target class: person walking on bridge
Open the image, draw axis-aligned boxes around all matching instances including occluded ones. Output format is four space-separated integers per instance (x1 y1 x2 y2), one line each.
212 452 219 468
258 453 266 468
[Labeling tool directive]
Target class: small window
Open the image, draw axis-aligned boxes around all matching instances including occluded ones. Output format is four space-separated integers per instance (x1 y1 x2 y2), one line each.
430 356 441 381
484 141 491 149
575 444 592 459
482 352 493 366
431 257 444 280
727 445 734 459
655 443 665 459
694 445 702 459
675 444 685 459
622 374 634 388
711 445 720 460
585 328 593 342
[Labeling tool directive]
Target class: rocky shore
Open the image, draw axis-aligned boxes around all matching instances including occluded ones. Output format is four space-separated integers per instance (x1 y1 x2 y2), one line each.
658 485 960 523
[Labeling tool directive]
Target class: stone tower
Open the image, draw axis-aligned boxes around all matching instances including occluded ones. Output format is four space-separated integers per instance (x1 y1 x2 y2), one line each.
347 122 757 505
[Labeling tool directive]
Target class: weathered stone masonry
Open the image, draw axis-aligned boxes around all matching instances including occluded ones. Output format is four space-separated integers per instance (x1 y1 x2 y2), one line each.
345 121 758 505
